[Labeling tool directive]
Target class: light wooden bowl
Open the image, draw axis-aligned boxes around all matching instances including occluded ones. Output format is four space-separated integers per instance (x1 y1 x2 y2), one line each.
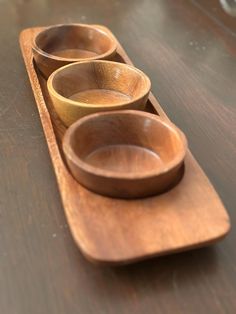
47 60 151 126
32 23 117 78
62 110 187 199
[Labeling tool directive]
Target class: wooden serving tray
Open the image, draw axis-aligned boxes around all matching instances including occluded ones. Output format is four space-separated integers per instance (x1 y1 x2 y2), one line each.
19 25 230 265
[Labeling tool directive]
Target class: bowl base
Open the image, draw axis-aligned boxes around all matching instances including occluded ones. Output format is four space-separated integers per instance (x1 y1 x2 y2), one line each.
52 48 98 59
69 89 131 105
84 144 163 174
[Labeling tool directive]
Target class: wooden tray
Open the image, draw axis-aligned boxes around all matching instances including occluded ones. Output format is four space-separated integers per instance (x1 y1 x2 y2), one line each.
19 25 230 265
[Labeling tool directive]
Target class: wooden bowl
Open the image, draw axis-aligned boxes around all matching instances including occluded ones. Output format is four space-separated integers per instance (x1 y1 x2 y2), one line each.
62 110 187 199
32 24 117 78
47 60 151 126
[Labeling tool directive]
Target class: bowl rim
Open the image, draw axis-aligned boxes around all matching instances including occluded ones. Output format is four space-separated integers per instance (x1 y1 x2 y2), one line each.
47 60 151 109
33 23 117 62
62 110 188 180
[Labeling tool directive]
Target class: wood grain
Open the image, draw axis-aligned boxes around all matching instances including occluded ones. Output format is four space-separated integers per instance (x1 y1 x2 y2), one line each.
1 1 236 313
33 23 117 78
62 110 187 198
19 26 230 265
47 59 151 126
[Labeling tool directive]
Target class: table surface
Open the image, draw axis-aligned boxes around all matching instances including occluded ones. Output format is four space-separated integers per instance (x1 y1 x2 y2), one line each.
1 0 236 313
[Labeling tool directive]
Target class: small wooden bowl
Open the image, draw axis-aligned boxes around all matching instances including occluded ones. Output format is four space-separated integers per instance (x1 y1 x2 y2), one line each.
63 110 187 199
32 24 117 78
47 60 151 126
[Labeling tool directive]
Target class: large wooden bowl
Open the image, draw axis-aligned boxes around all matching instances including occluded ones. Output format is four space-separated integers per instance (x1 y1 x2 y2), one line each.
47 60 151 126
62 110 187 198
32 23 117 78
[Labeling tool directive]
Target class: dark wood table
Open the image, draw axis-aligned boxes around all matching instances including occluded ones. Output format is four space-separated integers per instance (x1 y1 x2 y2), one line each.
1 0 236 313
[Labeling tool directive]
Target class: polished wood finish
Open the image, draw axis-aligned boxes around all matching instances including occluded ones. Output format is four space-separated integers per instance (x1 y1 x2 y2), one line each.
47 60 151 126
33 24 117 77
2 1 236 313
63 110 187 198
20 26 230 264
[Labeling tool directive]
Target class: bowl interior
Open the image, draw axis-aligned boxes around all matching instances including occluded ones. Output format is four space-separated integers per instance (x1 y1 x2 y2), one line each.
51 62 150 106
35 24 114 59
68 112 185 176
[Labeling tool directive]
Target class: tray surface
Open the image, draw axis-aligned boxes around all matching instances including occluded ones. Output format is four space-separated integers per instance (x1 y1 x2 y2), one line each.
19 26 230 265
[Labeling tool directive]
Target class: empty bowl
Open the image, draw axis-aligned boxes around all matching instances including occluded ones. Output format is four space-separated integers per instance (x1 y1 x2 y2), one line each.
32 23 117 77
47 60 151 126
62 110 187 198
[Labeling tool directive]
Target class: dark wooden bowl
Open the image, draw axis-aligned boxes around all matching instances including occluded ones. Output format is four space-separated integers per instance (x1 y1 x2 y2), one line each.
47 60 151 126
32 23 117 78
62 110 187 198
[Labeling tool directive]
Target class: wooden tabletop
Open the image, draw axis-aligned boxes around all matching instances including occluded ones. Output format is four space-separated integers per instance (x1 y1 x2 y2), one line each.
1 0 236 313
